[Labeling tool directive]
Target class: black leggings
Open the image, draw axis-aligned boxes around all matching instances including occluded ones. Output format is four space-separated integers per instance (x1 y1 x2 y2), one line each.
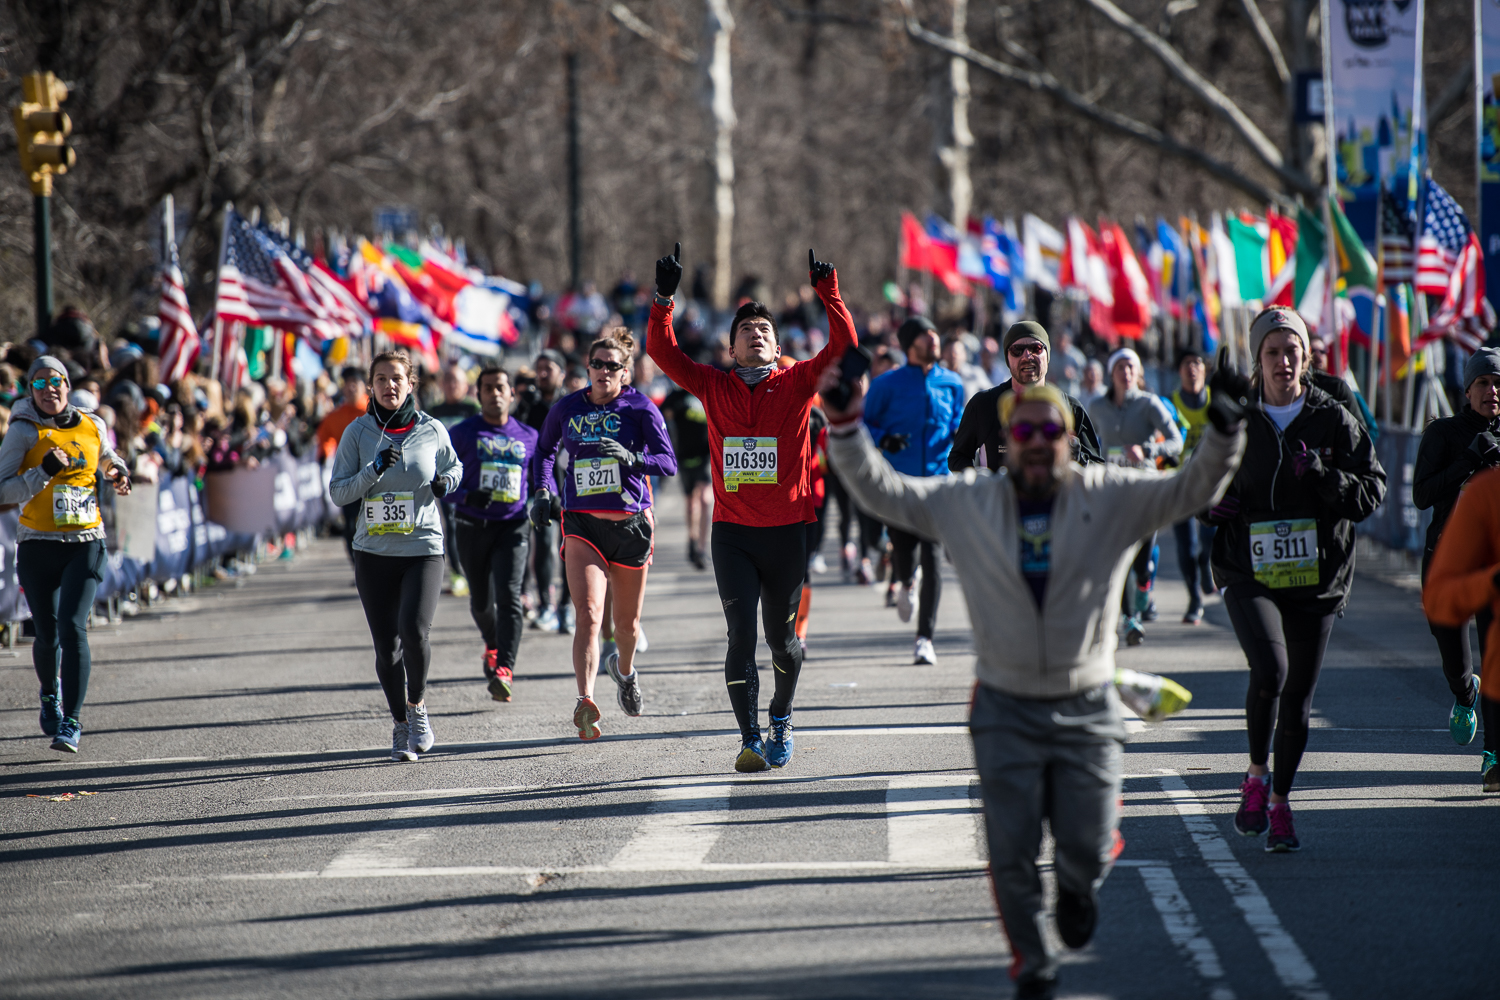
1173 519 1215 605
18 538 105 721
455 515 529 668
825 470 854 549
1422 551 1492 731
712 521 807 738
354 551 443 722
1121 533 1158 614
531 520 569 612
888 525 941 639
1224 588 1337 796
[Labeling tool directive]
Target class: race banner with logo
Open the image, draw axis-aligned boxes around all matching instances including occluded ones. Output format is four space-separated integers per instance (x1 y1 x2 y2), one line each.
1329 0 1424 240
1480 0 1500 311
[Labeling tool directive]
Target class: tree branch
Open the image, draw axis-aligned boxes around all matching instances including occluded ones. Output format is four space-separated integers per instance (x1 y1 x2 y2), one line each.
1079 0 1316 195
607 3 697 64
1238 0 1289 87
894 4 1292 207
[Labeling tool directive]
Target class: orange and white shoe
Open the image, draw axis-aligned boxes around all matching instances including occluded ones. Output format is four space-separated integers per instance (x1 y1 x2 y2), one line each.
573 696 602 740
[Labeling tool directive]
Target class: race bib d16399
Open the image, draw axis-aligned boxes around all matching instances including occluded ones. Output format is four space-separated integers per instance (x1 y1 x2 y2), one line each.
722 436 777 492
1249 518 1319 589
574 457 622 496
364 491 416 535
480 462 522 504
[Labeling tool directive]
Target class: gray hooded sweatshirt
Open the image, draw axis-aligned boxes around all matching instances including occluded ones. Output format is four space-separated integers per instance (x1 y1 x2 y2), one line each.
0 398 129 543
329 410 463 557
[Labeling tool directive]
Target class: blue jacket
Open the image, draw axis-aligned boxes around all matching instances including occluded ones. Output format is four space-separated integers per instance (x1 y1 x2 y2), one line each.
862 363 966 477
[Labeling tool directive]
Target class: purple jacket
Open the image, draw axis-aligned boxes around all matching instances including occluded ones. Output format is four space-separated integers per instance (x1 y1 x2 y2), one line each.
533 386 677 513
445 413 539 522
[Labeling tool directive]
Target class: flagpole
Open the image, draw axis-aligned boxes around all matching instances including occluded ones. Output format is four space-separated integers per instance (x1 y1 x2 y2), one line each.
209 202 234 385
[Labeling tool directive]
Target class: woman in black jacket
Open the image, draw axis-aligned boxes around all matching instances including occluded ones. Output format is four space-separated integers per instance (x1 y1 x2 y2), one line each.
1206 307 1386 853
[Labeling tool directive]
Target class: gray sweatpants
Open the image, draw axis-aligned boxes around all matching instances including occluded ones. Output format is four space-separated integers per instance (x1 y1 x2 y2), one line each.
970 681 1126 988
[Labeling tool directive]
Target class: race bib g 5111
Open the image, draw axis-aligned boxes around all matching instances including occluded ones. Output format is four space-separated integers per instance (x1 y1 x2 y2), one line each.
52 483 97 527
1250 518 1319 589
722 436 777 492
574 457 622 496
364 491 416 535
480 462 522 504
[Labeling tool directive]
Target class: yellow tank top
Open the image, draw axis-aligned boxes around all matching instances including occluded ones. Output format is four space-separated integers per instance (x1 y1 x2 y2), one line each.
20 416 104 533
1171 388 1212 457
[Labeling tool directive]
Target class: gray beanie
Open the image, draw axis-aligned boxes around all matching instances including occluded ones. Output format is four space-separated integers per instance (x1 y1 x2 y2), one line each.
26 355 69 385
1249 307 1310 360
1463 347 1500 389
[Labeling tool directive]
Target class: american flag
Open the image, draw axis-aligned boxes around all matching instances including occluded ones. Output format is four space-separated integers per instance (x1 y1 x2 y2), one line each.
213 209 341 341
157 244 200 383
1420 232 1496 352
215 321 248 391
1379 190 1414 286
1416 179 1472 296
255 223 371 339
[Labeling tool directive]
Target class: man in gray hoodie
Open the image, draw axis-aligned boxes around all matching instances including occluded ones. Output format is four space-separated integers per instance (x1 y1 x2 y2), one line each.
822 371 1246 1000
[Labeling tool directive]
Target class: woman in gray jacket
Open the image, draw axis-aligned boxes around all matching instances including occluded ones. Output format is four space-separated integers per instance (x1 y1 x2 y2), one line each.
330 350 463 762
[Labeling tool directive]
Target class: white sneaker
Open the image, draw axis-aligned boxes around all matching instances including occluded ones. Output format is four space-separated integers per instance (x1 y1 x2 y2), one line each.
896 584 913 623
914 636 936 664
636 626 649 653
811 553 828 575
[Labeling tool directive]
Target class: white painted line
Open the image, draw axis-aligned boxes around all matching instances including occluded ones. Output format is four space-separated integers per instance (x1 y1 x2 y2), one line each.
320 803 450 875
1159 772 1329 1000
1137 863 1237 1000
886 774 982 867
799 726 969 737
220 859 989 881
608 782 733 871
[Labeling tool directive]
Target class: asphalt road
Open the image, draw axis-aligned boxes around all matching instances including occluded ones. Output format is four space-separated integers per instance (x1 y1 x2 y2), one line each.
0 490 1494 1000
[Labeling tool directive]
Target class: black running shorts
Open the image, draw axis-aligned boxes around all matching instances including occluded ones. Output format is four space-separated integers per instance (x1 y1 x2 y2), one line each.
562 510 654 569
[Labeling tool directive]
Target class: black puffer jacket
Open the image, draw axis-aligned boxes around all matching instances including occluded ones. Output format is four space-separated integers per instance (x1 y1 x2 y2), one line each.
1413 405 1500 575
1207 383 1386 613
949 378 1103 472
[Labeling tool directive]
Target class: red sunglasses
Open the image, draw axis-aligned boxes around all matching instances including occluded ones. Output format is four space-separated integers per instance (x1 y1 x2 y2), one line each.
1009 421 1067 444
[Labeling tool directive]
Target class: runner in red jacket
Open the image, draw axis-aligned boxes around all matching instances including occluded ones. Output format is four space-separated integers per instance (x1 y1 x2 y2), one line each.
648 245 858 772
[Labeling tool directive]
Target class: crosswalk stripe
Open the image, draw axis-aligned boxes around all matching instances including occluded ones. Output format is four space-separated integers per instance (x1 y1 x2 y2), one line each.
886 774 982 867
608 782 733 870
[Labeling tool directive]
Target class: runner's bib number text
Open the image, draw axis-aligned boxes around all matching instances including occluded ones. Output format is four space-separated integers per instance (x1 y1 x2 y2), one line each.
1250 518 1319 589
722 437 777 491
364 491 415 535
574 458 621 496
53 484 97 527
480 462 522 504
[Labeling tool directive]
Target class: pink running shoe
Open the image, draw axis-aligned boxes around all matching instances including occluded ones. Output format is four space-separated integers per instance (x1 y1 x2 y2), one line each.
1234 772 1270 836
1266 801 1300 853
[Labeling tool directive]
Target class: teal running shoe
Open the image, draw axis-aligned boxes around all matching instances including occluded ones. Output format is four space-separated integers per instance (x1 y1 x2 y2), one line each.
1484 751 1500 793
1124 616 1145 647
735 736 769 773
50 717 80 754
766 712 794 768
1451 676 1479 746
38 690 61 737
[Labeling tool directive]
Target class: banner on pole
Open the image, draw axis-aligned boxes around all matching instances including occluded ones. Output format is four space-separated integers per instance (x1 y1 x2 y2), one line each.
1480 0 1500 310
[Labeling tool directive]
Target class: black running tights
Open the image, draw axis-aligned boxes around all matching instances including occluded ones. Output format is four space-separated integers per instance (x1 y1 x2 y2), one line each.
888 525 941 639
455 515 530 668
354 551 443 722
1223 588 1337 797
18 538 105 721
712 521 806 739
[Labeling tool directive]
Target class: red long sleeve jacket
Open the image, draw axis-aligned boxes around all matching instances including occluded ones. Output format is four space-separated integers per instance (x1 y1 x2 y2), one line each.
647 274 857 527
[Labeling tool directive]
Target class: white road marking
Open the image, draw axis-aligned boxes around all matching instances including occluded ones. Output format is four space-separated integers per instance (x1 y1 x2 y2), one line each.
1137 863 1237 1000
886 774 982 867
221 859 991 880
1159 772 1329 1000
608 782 733 871
321 803 452 876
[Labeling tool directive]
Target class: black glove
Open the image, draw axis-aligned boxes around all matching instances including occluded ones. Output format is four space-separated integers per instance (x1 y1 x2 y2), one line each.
529 491 555 531
878 433 910 454
1290 440 1325 480
597 437 641 467
656 242 683 298
431 477 448 498
373 446 400 475
1207 365 1253 434
40 450 67 477
809 248 834 286
459 489 493 509
1468 431 1500 469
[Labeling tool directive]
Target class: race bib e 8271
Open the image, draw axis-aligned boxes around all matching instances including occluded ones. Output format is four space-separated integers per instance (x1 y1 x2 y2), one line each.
573 457 622 496
364 491 415 535
722 436 777 492
1250 518 1319 589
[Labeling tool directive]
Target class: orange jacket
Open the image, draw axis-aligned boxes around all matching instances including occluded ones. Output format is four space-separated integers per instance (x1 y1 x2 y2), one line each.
1423 466 1500 699
315 396 368 462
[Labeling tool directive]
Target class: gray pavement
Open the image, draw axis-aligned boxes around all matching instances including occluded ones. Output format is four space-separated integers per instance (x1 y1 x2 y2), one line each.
0 490 1495 999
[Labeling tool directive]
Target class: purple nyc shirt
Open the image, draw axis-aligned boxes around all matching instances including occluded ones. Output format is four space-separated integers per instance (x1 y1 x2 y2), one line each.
533 386 677 514
446 413 539 522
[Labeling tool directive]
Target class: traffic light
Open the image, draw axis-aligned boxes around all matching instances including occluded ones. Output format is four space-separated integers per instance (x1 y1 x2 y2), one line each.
12 71 74 196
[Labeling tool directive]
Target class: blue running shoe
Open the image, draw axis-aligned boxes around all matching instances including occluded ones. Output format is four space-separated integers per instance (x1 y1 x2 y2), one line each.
766 712 794 768
1451 676 1480 746
735 736 769 773
1484 751 1500 793
51 718 80 754
38 691 61 737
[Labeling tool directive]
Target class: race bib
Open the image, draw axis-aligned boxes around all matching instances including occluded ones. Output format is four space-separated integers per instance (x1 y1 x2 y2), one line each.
480 462 522 504
364 491 415 535
722 436 778 492
1250 518 1319 589
574 457 622 496
53 483 97 527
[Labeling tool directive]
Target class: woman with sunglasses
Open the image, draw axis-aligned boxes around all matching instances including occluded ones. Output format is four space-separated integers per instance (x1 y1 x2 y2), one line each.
531 328 676 740
330 350 463 762
0 357 131 753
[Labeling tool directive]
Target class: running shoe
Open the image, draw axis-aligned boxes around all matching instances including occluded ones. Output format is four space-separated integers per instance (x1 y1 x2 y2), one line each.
450 573 469 598
1234 772 1270 836
842 542 857 579
1123 616 1145 646
50 717 80 754
559 605 576 634
636 627 649 653
896 583 913 623
1483 751 1500 793
1451 675 1480 747
1056 885 1098 948
735 735 769 772
1014 977 1057 1000
391 721 417 762
1265 801 1300 852
885 583 898 608
689 540 707 570
1182 602 1205 625
489 664 514 703
810 553 827 575
574 696 602 740
914 636 936 665
766 712 794 768
605 652 643 717
482 648 499 677
408 703 435 754
1140 598 1159 623
854 559 874 586
38 690 61 737
535 607 560 632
